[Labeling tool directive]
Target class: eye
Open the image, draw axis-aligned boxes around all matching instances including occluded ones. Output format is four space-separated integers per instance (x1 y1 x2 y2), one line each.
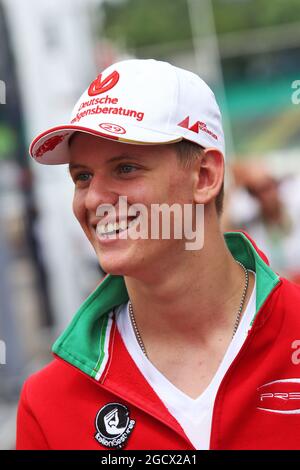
72 172 92 184
117 164 138 175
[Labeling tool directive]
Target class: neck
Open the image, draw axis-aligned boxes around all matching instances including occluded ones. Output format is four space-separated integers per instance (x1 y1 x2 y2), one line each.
124 227 255 348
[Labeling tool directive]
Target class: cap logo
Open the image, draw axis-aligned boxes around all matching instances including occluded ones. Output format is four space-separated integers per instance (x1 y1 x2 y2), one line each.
99 123 126 135
35 133 68 158
178 116 218 141
88 71 120 97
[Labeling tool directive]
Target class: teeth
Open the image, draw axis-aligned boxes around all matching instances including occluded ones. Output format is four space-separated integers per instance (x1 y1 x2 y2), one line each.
97 216 140 237
128 218 138 228
119 220 127 230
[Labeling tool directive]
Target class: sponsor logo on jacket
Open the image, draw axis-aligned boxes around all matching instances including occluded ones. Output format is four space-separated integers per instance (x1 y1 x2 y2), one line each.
94 403 135 449
257 378 300 414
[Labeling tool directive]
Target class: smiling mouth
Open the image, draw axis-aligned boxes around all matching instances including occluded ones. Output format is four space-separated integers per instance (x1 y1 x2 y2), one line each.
96 214 141 238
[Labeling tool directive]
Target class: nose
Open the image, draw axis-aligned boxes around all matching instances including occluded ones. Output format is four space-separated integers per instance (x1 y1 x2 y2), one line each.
84 173 119 214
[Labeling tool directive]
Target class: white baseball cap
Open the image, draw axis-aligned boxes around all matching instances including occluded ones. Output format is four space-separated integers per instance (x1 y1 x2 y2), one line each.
29 59 225 164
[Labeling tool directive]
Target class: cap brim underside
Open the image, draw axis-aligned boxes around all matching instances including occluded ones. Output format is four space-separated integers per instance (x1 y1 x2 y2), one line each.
30 125 182 165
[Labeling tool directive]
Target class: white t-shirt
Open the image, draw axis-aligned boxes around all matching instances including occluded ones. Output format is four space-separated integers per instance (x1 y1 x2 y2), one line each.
115 277 256 450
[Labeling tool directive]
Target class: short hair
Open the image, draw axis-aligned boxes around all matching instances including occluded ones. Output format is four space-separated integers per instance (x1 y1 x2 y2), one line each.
174 139 224 216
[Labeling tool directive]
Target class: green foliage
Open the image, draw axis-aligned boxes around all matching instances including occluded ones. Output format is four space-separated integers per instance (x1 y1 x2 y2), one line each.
101 0 192 49
101 0 300 48
214 0 300 33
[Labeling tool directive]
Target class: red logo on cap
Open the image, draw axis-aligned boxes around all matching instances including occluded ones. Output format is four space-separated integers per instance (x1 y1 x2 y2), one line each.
35 133 68 158
99 123 126 135
88 71 120 96
178 116 218 141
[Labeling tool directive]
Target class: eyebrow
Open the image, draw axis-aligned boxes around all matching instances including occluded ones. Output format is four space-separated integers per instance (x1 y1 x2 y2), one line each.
68 163 88 172
68 154 142 173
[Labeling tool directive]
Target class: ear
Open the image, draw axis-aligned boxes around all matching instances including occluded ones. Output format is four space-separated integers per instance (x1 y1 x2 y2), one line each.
192 148 224 205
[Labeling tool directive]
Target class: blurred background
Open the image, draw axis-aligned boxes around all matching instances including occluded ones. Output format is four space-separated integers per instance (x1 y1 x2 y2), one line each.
0 0 300 449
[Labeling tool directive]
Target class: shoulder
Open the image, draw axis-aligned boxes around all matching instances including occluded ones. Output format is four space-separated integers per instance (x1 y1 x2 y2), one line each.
21 357 88 411
24 358 68 391
17 359 72 450
279 277 300 299
273 277 300 318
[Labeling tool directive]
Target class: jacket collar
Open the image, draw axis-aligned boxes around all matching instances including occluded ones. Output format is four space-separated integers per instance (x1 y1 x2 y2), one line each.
53 231 280 380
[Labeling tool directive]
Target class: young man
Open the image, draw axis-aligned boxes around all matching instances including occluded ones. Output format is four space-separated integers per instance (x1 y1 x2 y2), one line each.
17 59 300 450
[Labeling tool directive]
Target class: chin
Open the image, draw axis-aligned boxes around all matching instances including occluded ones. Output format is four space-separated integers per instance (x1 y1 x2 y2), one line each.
96 252 135 277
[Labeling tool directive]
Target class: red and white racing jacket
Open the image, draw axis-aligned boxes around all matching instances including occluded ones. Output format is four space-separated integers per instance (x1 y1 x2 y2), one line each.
16 232 300 449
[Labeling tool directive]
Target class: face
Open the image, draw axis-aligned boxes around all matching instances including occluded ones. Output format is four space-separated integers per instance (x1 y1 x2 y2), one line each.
69 133 197 279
